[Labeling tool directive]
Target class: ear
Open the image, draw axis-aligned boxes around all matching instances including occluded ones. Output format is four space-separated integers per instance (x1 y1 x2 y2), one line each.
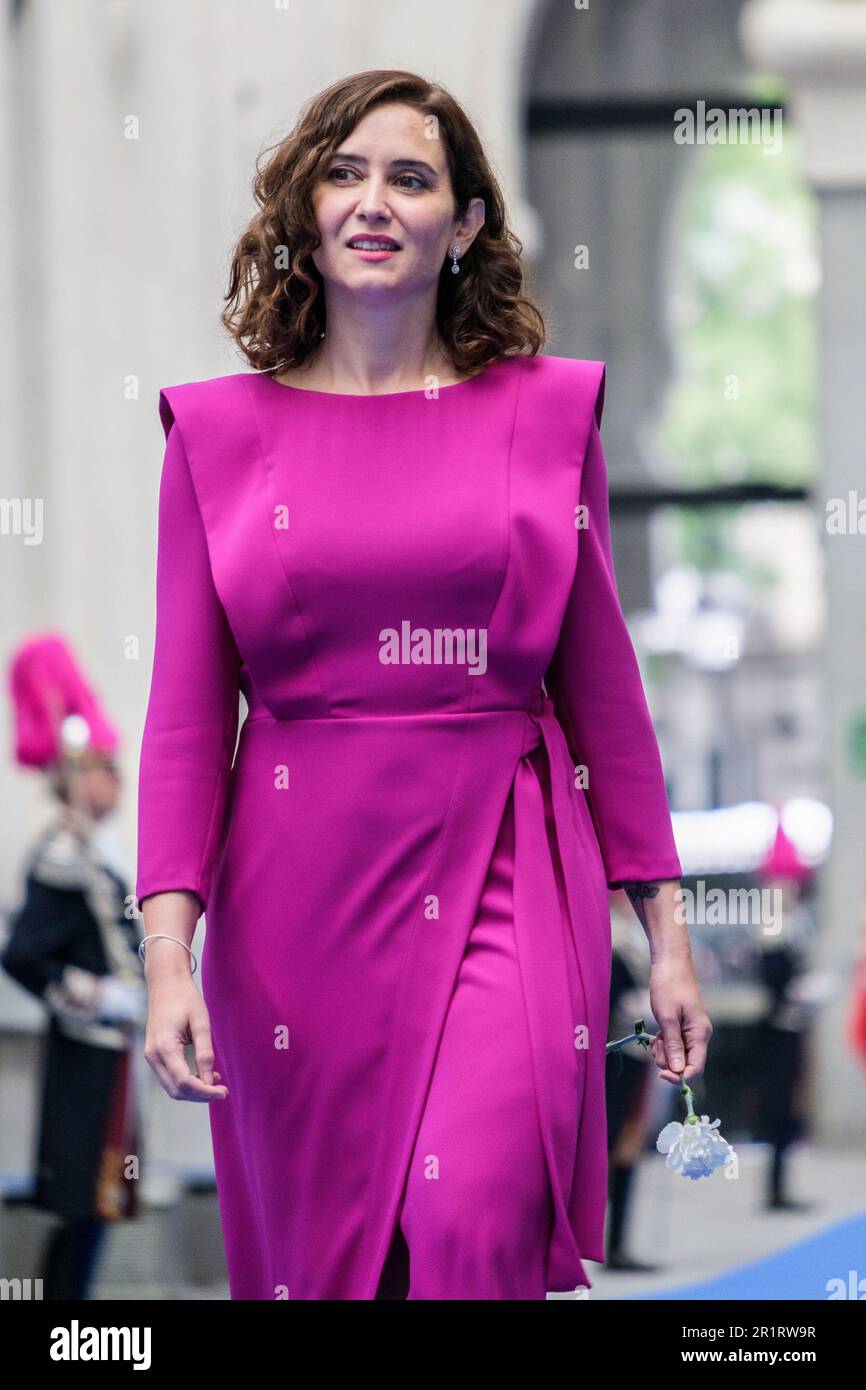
455 196 486 248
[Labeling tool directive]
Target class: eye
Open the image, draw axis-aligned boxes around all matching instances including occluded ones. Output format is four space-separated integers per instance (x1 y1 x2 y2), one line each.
326 166 428 190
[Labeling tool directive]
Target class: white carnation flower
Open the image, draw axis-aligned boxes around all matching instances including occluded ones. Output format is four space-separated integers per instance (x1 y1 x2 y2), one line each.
656 1114 735 1180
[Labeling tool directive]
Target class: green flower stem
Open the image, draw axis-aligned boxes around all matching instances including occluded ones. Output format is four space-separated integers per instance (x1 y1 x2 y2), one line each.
606 1029 653 1055
681 1078 698 1123
606 1021 700 1125
605 1017 653 1056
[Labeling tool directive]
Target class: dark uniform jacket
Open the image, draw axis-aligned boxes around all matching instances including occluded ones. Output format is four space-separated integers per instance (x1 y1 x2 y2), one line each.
2 811 145 1221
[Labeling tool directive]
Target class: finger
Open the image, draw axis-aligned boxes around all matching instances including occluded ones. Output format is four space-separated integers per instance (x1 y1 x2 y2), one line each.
190 1020 217 1085
659 1021 686 1074
161 1036 227 1101
656 1063 684 1083
651 1034 686 1085
175 1074 228 1101
681 1036 709 1081
189 1020 229 1098
678 1012 713 1081
144 1042 183 1100
171 1051 228 1100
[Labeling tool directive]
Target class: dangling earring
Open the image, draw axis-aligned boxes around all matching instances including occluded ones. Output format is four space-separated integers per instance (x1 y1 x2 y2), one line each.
450 244 461 275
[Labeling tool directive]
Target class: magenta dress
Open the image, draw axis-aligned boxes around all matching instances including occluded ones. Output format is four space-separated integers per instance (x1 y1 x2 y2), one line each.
136 353 682 1300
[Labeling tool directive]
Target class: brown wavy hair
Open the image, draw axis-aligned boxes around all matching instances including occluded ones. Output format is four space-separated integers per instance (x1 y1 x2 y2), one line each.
221 69 545 377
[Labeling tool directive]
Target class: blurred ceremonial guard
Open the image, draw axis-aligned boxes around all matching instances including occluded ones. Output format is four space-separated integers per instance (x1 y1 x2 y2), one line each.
751 815 820 1212
604 892 660 1272
847 886 866 1073
2 633 147 1299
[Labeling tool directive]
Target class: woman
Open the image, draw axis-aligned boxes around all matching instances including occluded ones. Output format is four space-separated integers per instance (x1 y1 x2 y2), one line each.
3 633 146 1299
137 68 712 1301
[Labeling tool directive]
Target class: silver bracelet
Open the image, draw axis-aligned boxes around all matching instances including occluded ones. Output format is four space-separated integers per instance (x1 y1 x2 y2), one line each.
138 933 198 975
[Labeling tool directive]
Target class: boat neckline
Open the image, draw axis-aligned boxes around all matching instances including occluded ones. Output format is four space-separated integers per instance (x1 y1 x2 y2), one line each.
254 357 508 400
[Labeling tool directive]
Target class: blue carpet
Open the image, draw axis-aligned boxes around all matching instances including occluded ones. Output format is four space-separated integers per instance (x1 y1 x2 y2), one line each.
620 1210 866 1300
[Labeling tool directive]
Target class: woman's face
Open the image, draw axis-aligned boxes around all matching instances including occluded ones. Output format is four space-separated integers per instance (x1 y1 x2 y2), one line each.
309 101 483 303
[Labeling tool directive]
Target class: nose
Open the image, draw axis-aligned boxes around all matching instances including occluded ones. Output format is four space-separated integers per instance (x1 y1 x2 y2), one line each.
354 173 391 222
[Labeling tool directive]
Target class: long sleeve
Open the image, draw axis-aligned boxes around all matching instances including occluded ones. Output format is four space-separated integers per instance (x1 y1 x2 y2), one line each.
545 388 681 890
135 413 241 915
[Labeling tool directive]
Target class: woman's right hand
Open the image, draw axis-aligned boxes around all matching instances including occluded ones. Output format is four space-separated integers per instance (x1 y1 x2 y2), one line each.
139 891 228 1102
144 967 228 1101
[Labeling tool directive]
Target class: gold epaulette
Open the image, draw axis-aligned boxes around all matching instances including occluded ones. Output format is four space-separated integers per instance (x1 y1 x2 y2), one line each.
30 825 90 891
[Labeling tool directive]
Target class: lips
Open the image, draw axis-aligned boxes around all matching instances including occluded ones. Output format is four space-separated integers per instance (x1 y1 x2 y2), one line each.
346 237 401 250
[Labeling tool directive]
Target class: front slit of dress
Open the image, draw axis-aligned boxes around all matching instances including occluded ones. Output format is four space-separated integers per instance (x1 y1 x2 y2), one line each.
381 782 555 1300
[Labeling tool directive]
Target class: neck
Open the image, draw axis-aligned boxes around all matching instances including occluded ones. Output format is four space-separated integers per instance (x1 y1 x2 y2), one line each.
306 285 456 393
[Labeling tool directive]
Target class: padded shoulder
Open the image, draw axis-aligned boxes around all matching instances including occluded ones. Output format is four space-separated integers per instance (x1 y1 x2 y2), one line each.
512 355 607 479
157 372 253 444
517 353 606 428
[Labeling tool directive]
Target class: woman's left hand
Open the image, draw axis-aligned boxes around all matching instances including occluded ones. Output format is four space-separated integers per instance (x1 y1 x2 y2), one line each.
647 955 713 1084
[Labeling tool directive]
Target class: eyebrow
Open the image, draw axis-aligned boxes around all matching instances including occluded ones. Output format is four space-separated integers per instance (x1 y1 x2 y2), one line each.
327 152 440 178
